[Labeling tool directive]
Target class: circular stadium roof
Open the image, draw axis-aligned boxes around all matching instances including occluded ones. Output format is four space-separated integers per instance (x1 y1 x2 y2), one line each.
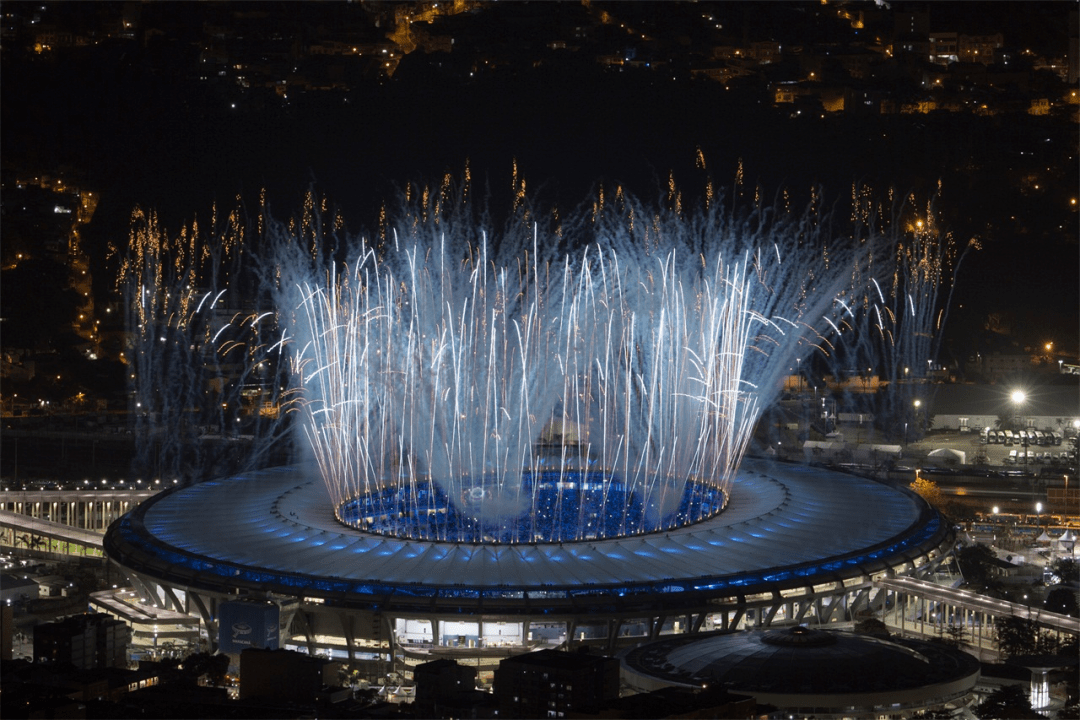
623 626 981 710
104 459 948 614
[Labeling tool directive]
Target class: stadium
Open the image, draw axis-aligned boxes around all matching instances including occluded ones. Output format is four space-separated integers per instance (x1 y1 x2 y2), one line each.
102 457 952 669
101 190 958 674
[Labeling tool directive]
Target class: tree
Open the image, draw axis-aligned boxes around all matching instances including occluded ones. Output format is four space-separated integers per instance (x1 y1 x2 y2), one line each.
1057 697 1080 720
1034 631 1063 656
957 543 998 587
910 476 944 510
853 617 890 637
1044 587 1079 617
994 616 1067 658
995 616 1038 659
1051 558 1079 584
938 623 965 647
974 684 1045 719
178 651 229 687
911 710 955 719
942 500 975 523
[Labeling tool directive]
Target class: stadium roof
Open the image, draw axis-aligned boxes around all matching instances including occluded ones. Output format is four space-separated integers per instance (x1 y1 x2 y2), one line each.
105 459 945 612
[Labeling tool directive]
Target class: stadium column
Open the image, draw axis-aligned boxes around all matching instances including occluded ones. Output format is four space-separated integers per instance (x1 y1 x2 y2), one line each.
188 592 215 651
291 609 317 655
648 615 666 640
849 586 871 617
338 611 356 661
605 618 621 650
382 615 398 674
161 584 184 613
126 572 162 609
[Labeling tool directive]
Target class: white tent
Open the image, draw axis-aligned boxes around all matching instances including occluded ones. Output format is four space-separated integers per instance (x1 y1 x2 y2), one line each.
926 448 966 465
1054 530 1076 552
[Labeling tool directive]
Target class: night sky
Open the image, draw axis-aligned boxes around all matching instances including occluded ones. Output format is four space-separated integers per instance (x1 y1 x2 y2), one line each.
2 1 1077 357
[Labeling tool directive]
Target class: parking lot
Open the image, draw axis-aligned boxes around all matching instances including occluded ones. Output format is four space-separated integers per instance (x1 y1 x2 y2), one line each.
906 429 1075 470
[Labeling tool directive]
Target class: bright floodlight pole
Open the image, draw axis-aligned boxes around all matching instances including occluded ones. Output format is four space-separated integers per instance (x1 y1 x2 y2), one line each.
1066 474 1070 521
1011 390 1027 468
913 398 921 441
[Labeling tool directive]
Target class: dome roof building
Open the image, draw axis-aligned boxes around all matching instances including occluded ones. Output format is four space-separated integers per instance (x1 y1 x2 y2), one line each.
623 626 981 718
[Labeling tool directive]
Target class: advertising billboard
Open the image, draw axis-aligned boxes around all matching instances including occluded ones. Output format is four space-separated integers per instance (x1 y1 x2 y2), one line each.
218 600 280 654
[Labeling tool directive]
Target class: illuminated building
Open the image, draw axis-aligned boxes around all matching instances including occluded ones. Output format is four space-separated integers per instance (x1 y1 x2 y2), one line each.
104 459 951 672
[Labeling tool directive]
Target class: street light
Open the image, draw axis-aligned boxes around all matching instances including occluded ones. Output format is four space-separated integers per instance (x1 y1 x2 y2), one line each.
1065 474 1070 520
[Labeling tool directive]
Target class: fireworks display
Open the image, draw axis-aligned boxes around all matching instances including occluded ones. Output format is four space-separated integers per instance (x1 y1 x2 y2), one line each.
822 182 976 434
118 202 297 483
271 185 873 543
120 172 959 544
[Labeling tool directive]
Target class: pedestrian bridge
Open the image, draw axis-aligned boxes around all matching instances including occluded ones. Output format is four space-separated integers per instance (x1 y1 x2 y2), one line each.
874 575 1080 642
0 509 104 557
0 488 155 558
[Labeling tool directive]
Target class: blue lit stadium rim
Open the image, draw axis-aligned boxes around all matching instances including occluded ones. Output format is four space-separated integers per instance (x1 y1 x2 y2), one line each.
103 459 951 615
336 472 726 543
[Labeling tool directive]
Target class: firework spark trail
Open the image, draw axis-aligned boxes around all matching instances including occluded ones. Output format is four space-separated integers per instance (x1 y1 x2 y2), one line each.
277 190 869 542
824 189 972 430
119 205 296 483
119 181 908 541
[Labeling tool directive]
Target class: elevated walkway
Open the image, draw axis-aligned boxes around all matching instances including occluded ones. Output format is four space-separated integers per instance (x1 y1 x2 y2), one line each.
0 509 104 555
875 575 1080 636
